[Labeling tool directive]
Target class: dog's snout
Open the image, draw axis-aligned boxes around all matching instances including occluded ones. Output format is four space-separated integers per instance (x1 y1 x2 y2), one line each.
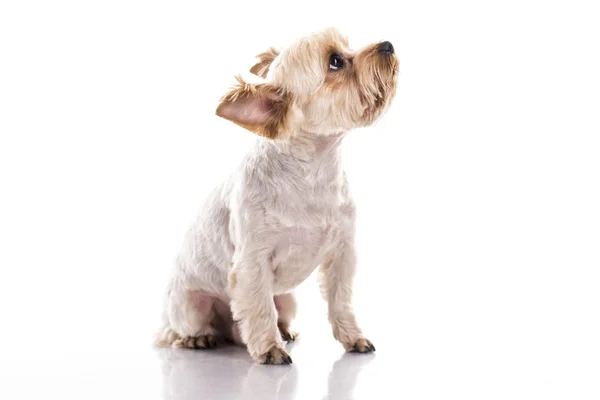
378 41 394 54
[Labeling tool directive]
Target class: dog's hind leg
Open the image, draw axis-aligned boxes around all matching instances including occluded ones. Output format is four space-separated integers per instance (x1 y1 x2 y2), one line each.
156 284 218 349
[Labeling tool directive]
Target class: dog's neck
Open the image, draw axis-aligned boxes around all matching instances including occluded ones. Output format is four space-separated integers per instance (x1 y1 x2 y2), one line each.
267 130 347 163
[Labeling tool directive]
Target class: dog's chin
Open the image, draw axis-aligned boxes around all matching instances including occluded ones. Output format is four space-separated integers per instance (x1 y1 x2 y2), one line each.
365 75 398 126
361 97 396 128
296 124 348 137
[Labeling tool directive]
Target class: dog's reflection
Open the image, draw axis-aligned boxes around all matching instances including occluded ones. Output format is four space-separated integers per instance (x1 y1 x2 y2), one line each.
323 352 375 400
158 345 298 400
158 344 373 400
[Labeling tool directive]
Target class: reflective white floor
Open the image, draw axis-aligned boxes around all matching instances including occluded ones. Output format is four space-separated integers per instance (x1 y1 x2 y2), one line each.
159 342 376 400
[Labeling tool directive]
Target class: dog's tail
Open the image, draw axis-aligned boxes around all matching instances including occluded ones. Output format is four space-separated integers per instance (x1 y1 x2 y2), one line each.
154 323 180 348
154 279 180 347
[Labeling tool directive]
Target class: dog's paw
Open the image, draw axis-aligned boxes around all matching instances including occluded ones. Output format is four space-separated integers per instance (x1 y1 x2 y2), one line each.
345 338 376 353
278 323 298 342
173 335 218 350
259 345 293 365
280 328 298 342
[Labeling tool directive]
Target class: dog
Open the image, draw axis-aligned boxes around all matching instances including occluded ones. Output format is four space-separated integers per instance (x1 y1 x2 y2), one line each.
155 27 399 365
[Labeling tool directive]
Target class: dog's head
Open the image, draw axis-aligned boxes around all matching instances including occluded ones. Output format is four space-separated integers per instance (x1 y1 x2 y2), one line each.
216 27 399 139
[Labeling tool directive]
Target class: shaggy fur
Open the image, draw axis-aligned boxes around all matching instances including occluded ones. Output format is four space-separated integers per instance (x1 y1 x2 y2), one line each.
155 27 399 364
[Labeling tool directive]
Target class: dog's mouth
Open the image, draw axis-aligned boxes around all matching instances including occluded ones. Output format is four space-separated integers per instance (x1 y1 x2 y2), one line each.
356 46 399 125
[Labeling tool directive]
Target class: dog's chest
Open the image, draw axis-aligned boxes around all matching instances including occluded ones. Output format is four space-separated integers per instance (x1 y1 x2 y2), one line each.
235 138 353 293
270 213 345 293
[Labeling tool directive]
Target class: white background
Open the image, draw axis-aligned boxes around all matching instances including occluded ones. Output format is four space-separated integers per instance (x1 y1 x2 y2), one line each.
1 0 599 399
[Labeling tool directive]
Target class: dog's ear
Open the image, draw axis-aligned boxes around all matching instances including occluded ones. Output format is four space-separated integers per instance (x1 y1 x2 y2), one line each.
216 76 291 140
249 47 279 79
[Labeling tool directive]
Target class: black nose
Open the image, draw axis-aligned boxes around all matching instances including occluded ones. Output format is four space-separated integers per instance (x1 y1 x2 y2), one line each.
378 41 394 54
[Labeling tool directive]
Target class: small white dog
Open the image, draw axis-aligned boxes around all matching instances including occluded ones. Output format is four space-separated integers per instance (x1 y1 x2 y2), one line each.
156 27 399 364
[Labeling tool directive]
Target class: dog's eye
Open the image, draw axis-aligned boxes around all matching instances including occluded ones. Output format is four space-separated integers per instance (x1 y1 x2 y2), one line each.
329 54 344 71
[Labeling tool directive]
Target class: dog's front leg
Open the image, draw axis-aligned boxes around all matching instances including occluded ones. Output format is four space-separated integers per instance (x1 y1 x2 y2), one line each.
229 255 292 365
319 245 376 353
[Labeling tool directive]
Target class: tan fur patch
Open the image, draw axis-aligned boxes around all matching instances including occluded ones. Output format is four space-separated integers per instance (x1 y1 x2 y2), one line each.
215 76 291 139
250 47 279 78
228 271 237 289
319 42 399 127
